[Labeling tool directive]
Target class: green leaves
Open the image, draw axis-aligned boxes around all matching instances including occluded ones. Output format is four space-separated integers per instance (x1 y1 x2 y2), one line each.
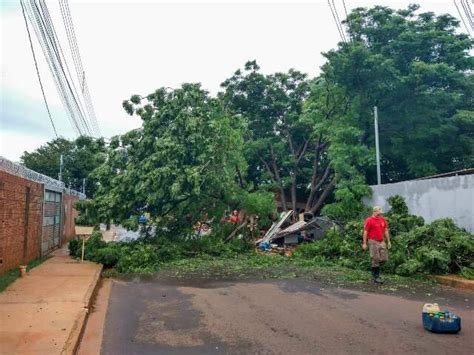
296 196 474 278
325 4 473 183
93 84 248 230
20 136 106 197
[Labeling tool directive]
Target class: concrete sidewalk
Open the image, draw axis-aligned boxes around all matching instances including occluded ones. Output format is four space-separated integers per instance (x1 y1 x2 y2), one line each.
0 247 102 355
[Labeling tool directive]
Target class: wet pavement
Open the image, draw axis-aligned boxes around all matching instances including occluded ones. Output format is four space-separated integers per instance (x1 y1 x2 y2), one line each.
101 277 473 354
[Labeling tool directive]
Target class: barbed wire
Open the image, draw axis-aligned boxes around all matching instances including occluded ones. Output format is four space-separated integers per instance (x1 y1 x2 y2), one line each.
0 156 86 199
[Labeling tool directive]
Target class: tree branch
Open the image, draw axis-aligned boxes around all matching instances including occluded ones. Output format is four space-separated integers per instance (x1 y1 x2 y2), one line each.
225 220 248 242
305 140 322 210
296 138 310 165
258 155 276 183
308 165 332 209
161 195 192 217
235 165 245 188
269 143 288 211
288 133 296 157
310 178 336 215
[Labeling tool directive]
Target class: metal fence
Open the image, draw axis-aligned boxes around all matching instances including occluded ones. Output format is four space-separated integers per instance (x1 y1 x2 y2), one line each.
0 156 86 199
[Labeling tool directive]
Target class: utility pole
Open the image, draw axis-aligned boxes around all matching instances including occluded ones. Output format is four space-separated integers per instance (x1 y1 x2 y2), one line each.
59 154 64 182
374 106 381 185
82 178 86 194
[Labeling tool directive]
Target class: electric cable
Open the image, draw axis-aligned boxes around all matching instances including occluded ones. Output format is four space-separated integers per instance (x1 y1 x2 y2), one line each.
20 0 58 138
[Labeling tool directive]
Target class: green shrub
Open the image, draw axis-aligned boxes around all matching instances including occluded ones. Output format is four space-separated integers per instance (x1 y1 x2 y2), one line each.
116 243 160 273
67 194 473 279
69 231 107 261
387 195 408 215
294 197 474 278
396 259 423 276
94 247 120 268
227 238 253 255
460 266 474 280
385 195 424 235
83 231 107 260
68 239 81 257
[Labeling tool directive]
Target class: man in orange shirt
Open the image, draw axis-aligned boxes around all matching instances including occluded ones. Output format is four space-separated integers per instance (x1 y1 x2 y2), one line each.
229 210 240 224
363 206 392 283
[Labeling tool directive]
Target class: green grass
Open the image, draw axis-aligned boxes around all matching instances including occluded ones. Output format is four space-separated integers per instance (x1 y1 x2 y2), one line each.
0 256 50 292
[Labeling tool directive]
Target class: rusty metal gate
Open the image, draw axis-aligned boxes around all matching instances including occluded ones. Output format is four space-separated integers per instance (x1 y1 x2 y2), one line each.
42 189 62 255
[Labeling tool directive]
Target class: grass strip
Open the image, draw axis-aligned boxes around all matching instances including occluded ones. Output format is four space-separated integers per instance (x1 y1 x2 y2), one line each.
0 256 50 292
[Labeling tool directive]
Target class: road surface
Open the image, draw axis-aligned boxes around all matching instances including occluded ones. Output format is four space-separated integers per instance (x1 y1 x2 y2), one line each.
99 277 473 354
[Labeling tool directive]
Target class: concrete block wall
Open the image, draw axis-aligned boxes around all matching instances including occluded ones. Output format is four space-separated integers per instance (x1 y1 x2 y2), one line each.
366 174 474 233
0 171 43 274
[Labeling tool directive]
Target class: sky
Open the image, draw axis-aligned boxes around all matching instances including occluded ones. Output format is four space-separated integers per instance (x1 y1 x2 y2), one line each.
0 0 468 161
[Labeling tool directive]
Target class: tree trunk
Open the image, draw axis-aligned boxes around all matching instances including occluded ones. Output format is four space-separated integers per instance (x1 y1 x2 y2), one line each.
235 165 245 188
269 143 288 211
290 172 297 214
305 141 322 210
309 165 331 207
225 221 248 242
310 178 336 215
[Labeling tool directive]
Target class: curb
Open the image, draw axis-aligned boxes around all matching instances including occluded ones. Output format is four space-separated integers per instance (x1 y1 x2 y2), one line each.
62 263 103 355
433 275 474 292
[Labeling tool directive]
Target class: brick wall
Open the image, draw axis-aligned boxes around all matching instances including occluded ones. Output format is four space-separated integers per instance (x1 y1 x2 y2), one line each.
0 171 43 274
62 194 79 244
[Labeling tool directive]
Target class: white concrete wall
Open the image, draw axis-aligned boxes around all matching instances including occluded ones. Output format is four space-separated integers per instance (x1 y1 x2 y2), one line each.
366 174 474 233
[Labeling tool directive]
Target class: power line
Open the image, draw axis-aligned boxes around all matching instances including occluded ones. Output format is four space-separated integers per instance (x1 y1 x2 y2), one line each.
464 0 473 18
24 0 80 135
459 0 474 29
31 0 87 134
453 0 473 34
22 0 95 137
25 0 83 135
59 0 101 136
20 0 58 138
327 0 345 43
37 0 92 135
327 0 346 43
60 0 100 137
342 0 352 41
332 0 347 42
40 0 94 135
342 0 349 19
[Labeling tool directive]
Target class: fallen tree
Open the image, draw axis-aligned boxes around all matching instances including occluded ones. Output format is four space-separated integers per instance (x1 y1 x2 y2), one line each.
294 196 474 279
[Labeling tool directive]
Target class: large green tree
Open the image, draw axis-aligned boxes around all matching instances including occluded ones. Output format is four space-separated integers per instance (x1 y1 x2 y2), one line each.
21 137 73 180
325 4 474 182
220 61 370 217
90 84 253 230
221 61 312 213
21 136 106 196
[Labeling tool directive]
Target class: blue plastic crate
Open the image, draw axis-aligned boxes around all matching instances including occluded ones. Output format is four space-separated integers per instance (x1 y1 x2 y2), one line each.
422 312 461 333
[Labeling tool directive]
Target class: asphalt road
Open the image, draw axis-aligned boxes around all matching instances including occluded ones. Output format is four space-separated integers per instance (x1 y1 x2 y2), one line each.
102 278 473 354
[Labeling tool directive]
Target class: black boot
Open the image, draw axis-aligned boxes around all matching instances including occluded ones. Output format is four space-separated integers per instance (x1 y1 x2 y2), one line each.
371 267 377 281
373 267 383 284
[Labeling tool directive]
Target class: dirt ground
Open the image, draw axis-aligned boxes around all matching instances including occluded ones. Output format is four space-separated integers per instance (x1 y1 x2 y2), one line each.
99 277 473 355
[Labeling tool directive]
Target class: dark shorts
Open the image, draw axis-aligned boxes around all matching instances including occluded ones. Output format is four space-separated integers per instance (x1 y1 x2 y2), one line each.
369 239 388 267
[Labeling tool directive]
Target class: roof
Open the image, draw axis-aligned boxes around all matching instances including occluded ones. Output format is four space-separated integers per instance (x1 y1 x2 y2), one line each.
271 217 336 240
416 168 474 180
